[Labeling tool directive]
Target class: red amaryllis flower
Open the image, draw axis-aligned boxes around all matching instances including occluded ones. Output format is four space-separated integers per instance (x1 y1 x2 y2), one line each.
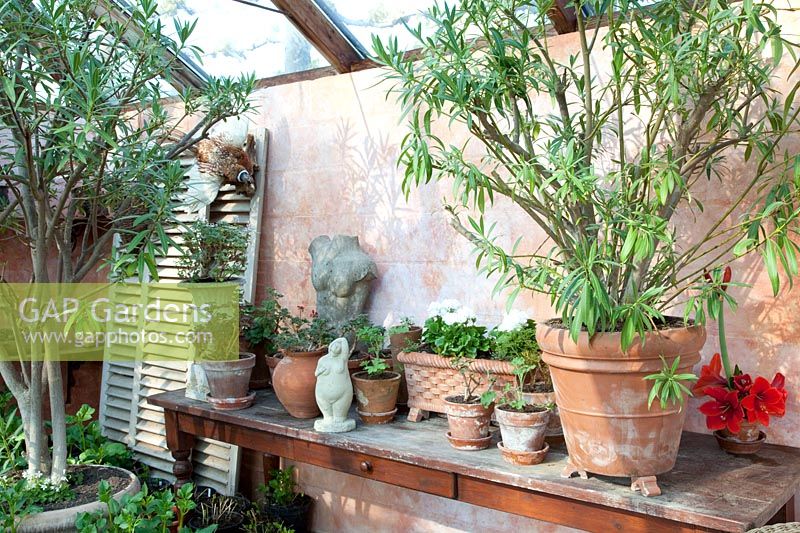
732 373 753 394
692 353 728 395
699 386 745 434
741 376 787 425
772 373 788 406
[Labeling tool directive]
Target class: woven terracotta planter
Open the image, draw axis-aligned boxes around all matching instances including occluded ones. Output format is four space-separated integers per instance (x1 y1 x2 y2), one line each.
538 320 705 493
396 351 516 421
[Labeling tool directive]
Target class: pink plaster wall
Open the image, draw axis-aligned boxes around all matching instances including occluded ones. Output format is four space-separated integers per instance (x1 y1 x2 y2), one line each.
249 11 800 529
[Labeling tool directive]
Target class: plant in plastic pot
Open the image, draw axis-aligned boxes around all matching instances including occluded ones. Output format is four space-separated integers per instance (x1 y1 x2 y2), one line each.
376 0 800 493
188 493 246 533
259 466 312 533
272 308 335 418
443 356 496 451
352 324 401 424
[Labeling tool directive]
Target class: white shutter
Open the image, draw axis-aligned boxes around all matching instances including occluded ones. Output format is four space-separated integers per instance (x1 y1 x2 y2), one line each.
100 129 269 494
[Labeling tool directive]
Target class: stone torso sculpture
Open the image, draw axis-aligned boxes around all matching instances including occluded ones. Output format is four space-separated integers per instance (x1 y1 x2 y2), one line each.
314 338 356 433
309 235 377 334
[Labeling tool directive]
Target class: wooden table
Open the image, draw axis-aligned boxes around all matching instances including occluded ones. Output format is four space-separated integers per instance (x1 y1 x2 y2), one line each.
149 389 799 532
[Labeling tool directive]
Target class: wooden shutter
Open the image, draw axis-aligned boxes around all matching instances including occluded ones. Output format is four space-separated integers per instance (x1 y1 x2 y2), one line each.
99 129 269 493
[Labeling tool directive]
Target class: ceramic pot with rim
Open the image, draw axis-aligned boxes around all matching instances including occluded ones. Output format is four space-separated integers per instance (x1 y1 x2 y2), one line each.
271 348 327 418
443 395 494 451
351 371 401 424
202 352 256 410
538 319 705 478
495 405 551 465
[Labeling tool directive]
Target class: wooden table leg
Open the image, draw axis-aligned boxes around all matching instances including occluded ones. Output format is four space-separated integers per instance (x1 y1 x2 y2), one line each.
165 410 195 489
786 495 796 522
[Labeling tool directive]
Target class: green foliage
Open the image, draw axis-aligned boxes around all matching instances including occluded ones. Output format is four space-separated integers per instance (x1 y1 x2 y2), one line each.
491 319 550 387
360 356 389 377
375 0 800 348
258 466 301 507
0 392 25 474
422 316 491 359
242 289 291 353
75 481 209 533
66 405 134 469
178 222 250 283
451 356 494 404
274 309 335 353
645 356 698 410
386 316 416 335
356 324 386 358
242 509 294 533
0 479 42 533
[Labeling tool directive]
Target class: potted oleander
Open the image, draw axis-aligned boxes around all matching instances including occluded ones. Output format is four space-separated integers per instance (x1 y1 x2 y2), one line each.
443 357 496 451
178 221 255 410
352 324 401 424
492 312 562 440
398 300 515 421
377 0 800 488
272 308 335 418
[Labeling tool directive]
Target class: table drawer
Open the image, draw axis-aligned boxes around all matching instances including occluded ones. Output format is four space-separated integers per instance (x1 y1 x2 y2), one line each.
291 440 456 498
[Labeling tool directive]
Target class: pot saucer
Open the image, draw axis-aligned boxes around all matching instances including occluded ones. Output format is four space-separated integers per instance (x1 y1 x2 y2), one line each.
713 430 766 455
498 442 550 465
445 431 492 451
357 408 397 425
207 391 256 411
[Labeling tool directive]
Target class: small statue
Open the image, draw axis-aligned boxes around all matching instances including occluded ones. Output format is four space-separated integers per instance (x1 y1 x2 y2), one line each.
314 337 356 433
309 235 378 335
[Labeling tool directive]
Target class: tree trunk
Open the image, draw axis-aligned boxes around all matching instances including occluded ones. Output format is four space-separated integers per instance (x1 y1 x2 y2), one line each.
47 359 67 483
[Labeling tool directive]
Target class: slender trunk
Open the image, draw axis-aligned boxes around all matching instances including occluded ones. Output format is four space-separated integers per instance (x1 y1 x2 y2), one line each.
46 359 67 483
26 361 44 480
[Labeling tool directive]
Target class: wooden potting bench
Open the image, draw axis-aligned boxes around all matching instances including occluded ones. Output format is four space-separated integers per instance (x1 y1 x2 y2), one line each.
149 389 800 532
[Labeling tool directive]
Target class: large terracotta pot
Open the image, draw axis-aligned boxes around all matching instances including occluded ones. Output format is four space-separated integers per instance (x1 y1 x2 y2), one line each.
352 371 401 424
538 320 705 478
271 348 327 418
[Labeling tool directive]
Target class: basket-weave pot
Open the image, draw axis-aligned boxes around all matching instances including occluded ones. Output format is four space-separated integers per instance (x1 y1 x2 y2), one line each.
538 320 705 478
396 351 516 421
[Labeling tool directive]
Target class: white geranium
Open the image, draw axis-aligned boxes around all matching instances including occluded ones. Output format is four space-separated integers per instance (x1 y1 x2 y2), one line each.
427 298 462 318
497 309 530 332
441 306 476 325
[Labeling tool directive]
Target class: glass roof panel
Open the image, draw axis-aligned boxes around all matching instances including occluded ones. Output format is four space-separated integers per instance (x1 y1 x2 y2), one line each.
157 0 330 79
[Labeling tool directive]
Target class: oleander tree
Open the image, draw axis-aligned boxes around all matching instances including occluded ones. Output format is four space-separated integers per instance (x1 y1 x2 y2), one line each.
375 0 800 345
0 0 254 484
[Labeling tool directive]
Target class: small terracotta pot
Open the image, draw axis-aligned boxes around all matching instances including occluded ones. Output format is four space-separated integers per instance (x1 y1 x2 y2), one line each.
522 389 562 438
716 421 766 455
271 348 327 418
443 396 494 450
495 406 551 454
389 326 422 356
722 421 761 442
202 353 255 410
352 371 401 424
347 353 369 378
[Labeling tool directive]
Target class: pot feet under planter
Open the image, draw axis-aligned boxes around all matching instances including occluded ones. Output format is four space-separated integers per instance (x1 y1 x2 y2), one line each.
562 461 663 497
408 407 430 422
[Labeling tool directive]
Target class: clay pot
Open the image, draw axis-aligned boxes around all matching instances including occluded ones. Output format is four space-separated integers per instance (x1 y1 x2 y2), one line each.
347 353 369 378
352 371 401 424
716 421 766 455
202 353 256 410
443 396 494 450
389 326 422 356
271 348 327 418
538 320 705 477
266 353 281 380
522 388 563 440
495 405 551 455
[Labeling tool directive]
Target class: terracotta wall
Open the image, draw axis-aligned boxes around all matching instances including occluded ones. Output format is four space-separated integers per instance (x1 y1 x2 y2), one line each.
249 11 800 530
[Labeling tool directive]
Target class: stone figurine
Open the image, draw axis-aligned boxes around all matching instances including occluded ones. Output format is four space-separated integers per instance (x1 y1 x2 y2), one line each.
309 235 377 334
314 337 356 433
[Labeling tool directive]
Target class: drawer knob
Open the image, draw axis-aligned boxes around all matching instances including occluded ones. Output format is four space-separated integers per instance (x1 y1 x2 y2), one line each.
359 461 372 473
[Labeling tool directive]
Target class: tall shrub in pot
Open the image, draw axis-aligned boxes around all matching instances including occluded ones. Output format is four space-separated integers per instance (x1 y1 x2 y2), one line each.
377 0 800 489
0 0 253 485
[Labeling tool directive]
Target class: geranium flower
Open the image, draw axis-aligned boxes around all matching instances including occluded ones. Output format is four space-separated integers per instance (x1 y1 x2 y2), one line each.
732 373 753 394
741 376 787 425
497 309 529 332
699 386 745 433
692 353 728 395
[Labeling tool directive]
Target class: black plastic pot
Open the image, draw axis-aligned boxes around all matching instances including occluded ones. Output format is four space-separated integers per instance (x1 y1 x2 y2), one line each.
194 485 219 503
264 494 313 533
188 511 244 533
144 477 172 493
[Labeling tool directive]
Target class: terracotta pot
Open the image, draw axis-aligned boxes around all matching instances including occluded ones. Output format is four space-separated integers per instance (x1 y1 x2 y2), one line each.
443 396 494 450
347 353 369 377
265 353 281 380
538 320 705 478
352 371 401 424
398 352 516 419
716 421 766 455
496 406 551 453
389 326 422 356
202 353 255 410
522 389 563 438
271 348 327 418
722 421 762 442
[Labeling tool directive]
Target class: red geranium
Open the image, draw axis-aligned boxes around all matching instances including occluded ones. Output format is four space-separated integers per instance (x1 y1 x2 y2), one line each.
699 386 745 433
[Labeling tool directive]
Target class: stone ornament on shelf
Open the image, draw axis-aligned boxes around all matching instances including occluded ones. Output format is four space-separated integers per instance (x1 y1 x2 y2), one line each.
185 363 211 401
309 235 377 334
314 337 356 433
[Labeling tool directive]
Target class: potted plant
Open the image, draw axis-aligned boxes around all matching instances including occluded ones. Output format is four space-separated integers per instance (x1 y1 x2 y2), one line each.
351 324 402 424
179 220 255 410
492 312 562 441
376 0 799 491
188 493 246 533
241 289 291 389
386 316 421 405
491 356 553 466
680 268 788 455
0 0 253 514
397 300 515 421
259 466 313 533
272 307 335 418
339 315 373 376
443 357 496 451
